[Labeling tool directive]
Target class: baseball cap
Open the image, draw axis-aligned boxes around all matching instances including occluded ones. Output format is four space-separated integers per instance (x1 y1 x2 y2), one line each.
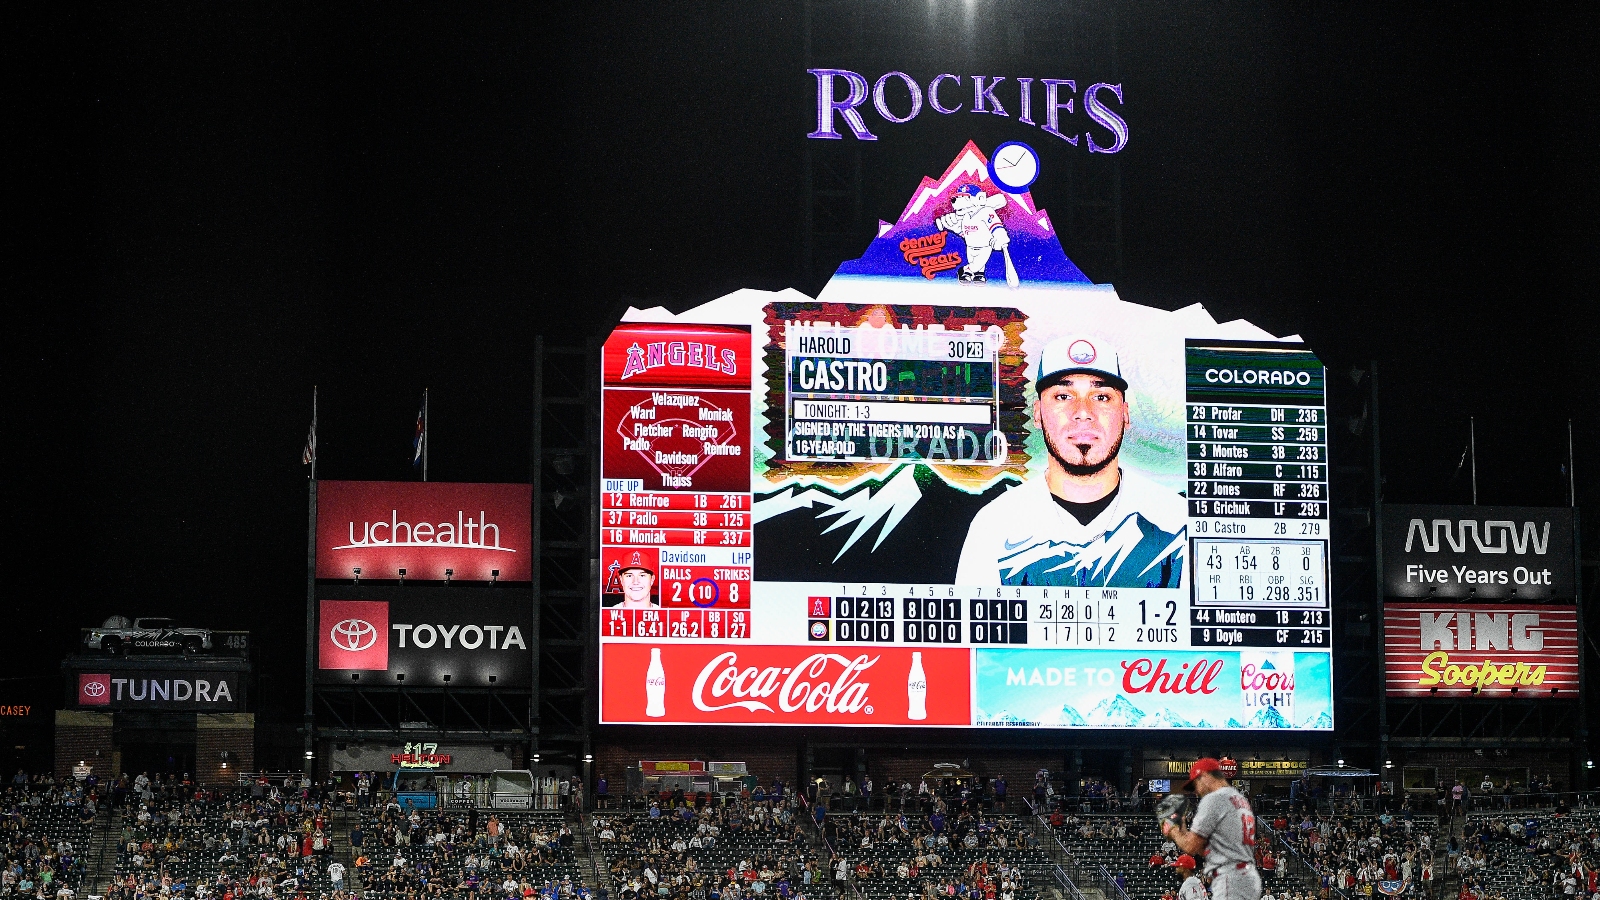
1173 855 1197 871
955 184 984 197
1036 335 1126 392
620 551 653 575
1181 758 1224 792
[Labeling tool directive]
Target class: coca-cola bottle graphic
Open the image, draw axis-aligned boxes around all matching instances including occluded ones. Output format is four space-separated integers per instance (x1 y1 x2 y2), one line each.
907 652 928 721
645 648 667 718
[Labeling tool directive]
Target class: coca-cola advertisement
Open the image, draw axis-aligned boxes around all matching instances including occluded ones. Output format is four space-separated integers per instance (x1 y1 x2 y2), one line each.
972 648 1332 730
315 481 532 582
600 643 970 726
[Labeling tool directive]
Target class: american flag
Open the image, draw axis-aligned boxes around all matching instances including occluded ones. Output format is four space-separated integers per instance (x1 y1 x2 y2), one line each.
412 391 427 470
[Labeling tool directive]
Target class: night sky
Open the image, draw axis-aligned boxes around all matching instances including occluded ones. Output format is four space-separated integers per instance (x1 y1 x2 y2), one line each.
9 4 1595 731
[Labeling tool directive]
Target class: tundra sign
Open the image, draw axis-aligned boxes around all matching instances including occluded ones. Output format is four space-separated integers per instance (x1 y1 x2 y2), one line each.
1382 505 1575 600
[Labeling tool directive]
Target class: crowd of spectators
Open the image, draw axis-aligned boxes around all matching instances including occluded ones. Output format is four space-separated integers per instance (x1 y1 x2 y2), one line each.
821 809 1045 900
1268 807 1439 899
357 805 587 899
1453 809 1600 900
592 790 827 900
103 773 353 899
1 770 94 899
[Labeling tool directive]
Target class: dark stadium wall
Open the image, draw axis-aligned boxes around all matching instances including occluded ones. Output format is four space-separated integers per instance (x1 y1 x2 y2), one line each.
53 710 113 782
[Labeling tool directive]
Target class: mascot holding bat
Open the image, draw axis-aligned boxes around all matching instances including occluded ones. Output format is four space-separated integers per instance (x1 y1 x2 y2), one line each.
937 184 1018 287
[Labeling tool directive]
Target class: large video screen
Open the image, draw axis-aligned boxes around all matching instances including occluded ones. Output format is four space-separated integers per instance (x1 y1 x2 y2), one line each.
597 142 1334 730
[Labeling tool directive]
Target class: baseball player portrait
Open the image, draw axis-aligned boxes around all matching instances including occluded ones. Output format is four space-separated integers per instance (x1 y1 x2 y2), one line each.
603 551 659 609
1162 759 1262 900
954 334 1187 587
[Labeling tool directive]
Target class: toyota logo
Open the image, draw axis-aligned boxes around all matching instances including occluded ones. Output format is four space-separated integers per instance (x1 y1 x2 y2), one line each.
82 681 106 698
330 618 378 652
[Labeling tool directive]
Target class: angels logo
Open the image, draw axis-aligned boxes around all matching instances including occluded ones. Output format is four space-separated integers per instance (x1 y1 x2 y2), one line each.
620 341 740 381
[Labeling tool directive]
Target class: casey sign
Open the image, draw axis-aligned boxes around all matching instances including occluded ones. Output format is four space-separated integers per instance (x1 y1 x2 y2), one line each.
316 481 531 582
1383 603 1578 697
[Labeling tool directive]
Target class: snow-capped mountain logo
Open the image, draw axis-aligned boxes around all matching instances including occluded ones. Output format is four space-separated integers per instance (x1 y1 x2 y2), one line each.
1085 694 1147 728
997 513 1186 588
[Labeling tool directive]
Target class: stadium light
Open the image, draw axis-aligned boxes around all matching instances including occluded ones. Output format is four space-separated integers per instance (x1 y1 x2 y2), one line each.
445 568 454 584
397 567 407 584
1588 760 1594 770
491 569 500 584
395 673 405 683
488 675 497 684
305 750 314 759
1337 759 1345 766
351 674 359 682
352 566 362 583
443 674 451 683
1384 760 1393 769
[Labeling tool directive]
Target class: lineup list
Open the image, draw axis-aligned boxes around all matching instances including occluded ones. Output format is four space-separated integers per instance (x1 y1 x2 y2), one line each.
1185 342 1332 650
600 323 755 635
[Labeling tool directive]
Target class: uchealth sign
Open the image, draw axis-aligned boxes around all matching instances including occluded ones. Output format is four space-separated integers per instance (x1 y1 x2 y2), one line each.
315 594 533 688
1382 504 1575 600
600 643 971 726
75 670 244 711
1384 603 1579 697
316 481 532 582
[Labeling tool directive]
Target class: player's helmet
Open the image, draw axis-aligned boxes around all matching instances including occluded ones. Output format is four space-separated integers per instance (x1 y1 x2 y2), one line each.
620 551 654 576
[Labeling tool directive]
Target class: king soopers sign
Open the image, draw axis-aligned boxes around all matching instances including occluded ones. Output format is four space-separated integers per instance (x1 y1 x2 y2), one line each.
808 69 1128 152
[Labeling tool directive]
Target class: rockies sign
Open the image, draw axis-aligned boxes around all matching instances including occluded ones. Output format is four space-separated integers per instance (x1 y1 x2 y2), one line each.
1382 504 1576 600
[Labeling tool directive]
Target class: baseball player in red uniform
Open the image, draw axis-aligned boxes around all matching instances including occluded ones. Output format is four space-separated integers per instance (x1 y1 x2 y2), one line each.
1163 759 1261 900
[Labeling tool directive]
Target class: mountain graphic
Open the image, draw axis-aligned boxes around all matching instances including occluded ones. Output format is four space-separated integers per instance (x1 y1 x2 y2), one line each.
1086 695 1147 728
1248 705 1292 729
998 513 1186 588
833 140 1093 285
1227 718 1245 728
1150 708 1195 729
752 463 1010 582
1196 720 1213 728
1055 704 1088 727
1299 711 1334 729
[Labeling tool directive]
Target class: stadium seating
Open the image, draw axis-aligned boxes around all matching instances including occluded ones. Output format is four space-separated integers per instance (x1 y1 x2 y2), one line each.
592 800 833 900
821 812 1049 900
1458 808 1600 900
358 806 589 898
0 774 94 897
108 786 343 897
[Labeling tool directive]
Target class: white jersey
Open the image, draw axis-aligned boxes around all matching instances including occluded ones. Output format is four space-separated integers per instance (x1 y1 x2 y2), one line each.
955 467 1187 587
1179 874 1209 900
951 207 1005 249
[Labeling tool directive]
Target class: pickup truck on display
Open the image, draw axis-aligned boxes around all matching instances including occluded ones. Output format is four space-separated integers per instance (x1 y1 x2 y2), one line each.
84 616 213 655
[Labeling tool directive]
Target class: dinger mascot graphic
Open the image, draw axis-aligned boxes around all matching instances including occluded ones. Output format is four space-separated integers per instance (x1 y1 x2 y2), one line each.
937 183 1018 287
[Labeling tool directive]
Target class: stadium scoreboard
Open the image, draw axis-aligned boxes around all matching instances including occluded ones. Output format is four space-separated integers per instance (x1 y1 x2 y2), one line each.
595 141 1335 730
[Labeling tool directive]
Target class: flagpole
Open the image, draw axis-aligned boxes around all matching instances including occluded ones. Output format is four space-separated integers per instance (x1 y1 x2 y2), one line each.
1570 418 1578 508
1469 417 1478 505
304 385 318 778
423 388 429 483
